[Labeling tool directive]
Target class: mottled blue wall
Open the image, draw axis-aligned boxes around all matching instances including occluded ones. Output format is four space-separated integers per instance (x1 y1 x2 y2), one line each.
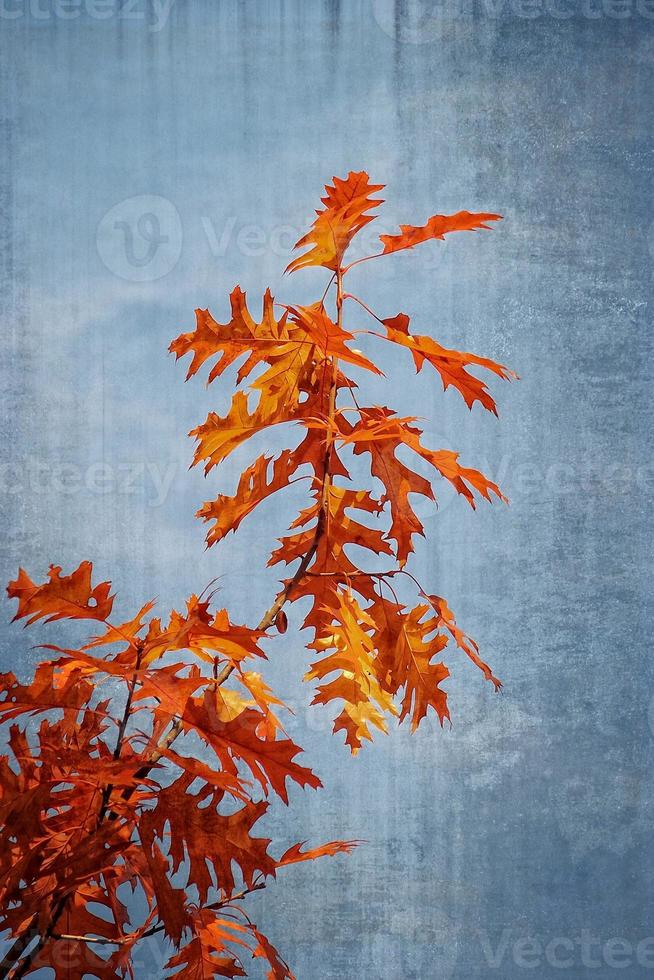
1 1 653 977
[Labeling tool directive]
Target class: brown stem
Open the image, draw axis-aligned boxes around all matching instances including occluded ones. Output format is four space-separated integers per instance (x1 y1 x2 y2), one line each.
215 269 342 687
97 645 143 826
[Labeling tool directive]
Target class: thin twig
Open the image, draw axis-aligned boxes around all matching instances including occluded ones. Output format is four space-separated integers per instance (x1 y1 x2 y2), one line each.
50 881 268 948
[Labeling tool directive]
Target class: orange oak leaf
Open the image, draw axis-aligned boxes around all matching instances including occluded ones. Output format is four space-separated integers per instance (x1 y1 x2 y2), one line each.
170 286 287 384
341 407 506 559
139 598 267 666
198 450 300 548
380 313 516 415
426 593 502 690
181 696 322 804
140 787 275 902
250 926 296 980
7 561 114 626
286 171 384 274
286 302 382 375
142 839 191 944
378 210 502 255
0 665 95 726
335 409 433 565
369 597 451 732
165 911 249 979
84 599 156 649
161 748 250 803
277 839 360 867
270 484 392 568
190 390 285 475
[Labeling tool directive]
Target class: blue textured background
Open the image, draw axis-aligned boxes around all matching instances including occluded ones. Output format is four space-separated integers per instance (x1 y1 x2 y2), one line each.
1 1 653 977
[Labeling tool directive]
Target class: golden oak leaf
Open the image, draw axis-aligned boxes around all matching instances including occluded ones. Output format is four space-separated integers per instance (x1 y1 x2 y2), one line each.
286 171 385 274
237 670 288 739
379 210 502 255
381 313 516 415
6 561 114 626
305 590 398 753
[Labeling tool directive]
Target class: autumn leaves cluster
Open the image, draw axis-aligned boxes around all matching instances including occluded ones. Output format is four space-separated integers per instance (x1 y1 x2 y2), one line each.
172 171 511 751
1 561 359 978
0 171 512 979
